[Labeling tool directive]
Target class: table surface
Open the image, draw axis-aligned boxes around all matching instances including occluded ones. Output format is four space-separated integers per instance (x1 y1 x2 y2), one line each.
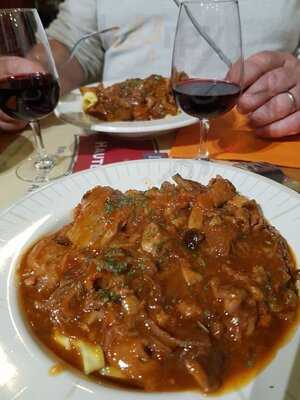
0 115 299 400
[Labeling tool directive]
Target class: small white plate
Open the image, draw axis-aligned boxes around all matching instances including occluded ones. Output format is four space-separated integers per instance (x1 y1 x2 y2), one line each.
55 83 197 139
0 159 299 400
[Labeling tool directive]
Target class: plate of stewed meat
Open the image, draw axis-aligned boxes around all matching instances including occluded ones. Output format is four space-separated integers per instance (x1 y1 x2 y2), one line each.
55 75 197 138
0 159 299 400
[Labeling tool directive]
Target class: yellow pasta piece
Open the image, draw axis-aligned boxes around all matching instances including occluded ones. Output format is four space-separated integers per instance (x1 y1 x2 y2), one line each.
74 340 105 375
100 366 126 379
52 330 72 351
82 91 98 111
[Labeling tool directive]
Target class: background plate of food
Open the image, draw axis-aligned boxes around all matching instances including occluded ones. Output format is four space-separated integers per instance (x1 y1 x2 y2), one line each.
55 75 197 138
0 159 299 400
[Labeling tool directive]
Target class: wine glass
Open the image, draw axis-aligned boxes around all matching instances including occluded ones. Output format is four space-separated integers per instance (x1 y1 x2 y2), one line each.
171 0 244 160
0 8 62 182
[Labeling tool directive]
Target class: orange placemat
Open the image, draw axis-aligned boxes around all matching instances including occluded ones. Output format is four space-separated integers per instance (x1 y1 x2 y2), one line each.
170 108 300 168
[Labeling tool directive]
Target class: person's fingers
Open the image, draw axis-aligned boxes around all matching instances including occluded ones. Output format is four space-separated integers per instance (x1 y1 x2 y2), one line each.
225 57 244 85
230 51 300 138
0 120 27 131
237 66 297 114
254 110 300 138
0 109 17 123
241 51 295 89
0 110 27 132
248 85 299 127
0 56 45 76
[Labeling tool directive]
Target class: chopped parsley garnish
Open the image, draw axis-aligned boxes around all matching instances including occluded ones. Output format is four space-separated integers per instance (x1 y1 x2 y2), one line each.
119 196 134 207
104 195 134 214
97 289 120 303
96 248 131 274
104 199 115 214
104 258 129 274
127 259 146 277
137 259 145 270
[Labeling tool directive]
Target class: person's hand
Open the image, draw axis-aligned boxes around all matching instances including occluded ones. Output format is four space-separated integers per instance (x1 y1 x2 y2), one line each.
237 51 300 138
0 110 27 132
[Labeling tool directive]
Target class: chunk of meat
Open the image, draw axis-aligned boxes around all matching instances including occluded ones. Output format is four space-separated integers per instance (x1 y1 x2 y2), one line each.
252 264 268 285
223 265 264 301
173 174 205 192
207 176 236 207
23 236 70 292
67 187 133 249
184 358 219 393
210 279 247 315
183 347 223 393
66 186 114 247
36 279 86 326
210 278 258 341
246 200 265 228
188 206 204 230
181 264 203 286
143 338 172 361
204 221 238 257
107 336 161 390
141 223 164 256
228 194 249 208
176 300 202 318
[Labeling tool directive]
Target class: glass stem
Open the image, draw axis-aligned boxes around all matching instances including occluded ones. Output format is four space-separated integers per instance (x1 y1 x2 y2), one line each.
30 120 55 171
196 118 210 160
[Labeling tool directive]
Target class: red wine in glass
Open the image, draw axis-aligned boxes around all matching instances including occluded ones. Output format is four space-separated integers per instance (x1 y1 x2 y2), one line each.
0 72 59 121
173 79 241 119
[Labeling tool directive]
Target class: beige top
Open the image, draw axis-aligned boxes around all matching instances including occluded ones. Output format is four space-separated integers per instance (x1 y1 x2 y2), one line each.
47 0 300 83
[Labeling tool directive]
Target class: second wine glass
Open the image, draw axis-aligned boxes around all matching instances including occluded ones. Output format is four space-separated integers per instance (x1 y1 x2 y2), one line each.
171 0 244 160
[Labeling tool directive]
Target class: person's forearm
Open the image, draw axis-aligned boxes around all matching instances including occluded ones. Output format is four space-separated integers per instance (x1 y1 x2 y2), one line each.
49 39 85 94
30 39 85 95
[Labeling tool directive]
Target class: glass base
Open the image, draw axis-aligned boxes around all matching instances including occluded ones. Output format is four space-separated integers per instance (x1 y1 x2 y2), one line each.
34 155 56 171
194 150 209 160
16 155 71 183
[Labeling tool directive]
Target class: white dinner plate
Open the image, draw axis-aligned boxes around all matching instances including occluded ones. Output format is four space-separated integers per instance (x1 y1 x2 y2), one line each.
54 83 197 139
0 159 299 400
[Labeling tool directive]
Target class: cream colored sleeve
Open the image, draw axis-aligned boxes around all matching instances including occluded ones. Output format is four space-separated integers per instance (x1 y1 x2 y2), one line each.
46 0 104 83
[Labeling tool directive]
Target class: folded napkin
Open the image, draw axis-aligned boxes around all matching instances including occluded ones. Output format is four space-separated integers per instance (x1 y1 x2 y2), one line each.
170 108 300 168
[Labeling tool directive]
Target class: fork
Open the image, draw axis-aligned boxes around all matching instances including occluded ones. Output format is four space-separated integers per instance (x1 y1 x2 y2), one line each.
60 26 119 67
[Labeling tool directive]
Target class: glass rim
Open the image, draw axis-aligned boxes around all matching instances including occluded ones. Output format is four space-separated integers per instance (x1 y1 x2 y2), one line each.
0 8 37 12
181 0 238 4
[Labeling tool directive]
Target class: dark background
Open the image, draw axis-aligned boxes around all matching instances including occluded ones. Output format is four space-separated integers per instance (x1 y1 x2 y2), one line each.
0 0 63 27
